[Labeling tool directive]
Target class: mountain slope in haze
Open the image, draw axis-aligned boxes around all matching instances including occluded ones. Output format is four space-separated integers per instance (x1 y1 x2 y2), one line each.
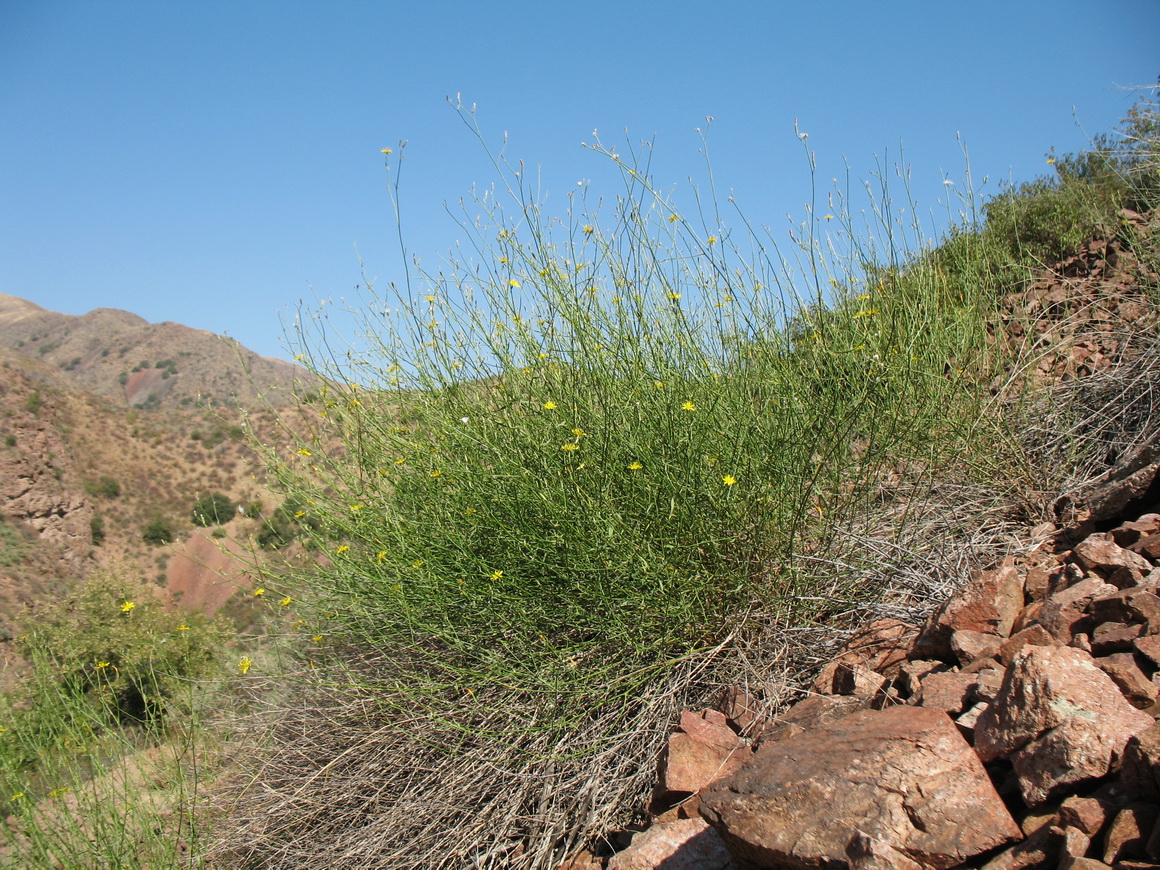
0 293 307 410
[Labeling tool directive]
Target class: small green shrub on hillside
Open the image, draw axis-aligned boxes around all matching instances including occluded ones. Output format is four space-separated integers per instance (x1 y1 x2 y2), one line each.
83 475 121 498
142 515 175 545
191 491 237 527
24 391 41 414
90 513 105 545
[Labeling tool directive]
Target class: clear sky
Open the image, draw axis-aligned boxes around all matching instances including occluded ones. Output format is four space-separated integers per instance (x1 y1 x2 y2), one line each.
2 1 1157 361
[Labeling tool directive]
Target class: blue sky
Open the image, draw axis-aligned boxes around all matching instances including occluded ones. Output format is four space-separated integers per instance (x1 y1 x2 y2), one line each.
2 1 1157 361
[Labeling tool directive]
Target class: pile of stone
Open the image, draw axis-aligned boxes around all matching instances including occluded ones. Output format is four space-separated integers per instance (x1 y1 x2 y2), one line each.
596 494 1160 868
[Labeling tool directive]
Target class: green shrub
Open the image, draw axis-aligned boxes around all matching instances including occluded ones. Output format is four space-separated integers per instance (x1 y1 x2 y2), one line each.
90 513 105 546
191 491 237 527
24 391 41 414
142 516 175 545
83 475 122 498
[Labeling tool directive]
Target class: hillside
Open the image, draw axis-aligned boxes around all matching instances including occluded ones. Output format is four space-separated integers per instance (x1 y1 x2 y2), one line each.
0 299 320 639
0 293 306 410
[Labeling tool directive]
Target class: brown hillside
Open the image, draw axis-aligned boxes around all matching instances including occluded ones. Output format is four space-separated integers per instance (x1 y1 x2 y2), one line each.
0 293 310 410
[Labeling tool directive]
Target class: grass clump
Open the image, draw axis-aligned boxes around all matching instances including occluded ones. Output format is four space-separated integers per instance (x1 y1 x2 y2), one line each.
224 94 1159 866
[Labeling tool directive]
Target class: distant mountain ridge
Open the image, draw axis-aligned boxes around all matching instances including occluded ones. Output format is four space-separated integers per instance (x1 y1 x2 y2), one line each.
0 293 307 409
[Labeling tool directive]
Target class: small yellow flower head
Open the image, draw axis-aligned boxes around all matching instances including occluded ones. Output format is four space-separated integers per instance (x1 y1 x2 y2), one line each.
707 235 718 245
681 401 696 412
253 588 266 597
429 469 442 478
722 474 737 486
1046 156 1055 164
9 793 24 802
667 214 679 223
280 596 293 607
237 656 252 675
508 279 521 288
95 661 110 670
411 559 425 569
376 551 387 563
295 510 306 518
350 504 362 511
311 634 323 643
425 294 436 302
543 400 557 410
395 456 406 465
667 292 681 300
561 442 580 452
628 461 643 470
583 225 595 235
336 545 350 555
489 570 504 581
176 624 190 631
296 448 312 456
571 427 586 438
654 380 664 389
48 787 69 798
381 148 392 155
120 601 135 613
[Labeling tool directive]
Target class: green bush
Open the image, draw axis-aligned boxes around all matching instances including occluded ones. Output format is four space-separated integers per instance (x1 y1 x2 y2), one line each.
24 391 41 414
191 491 237 527
83 475 122 498
90 513 105 546
142 516 175 545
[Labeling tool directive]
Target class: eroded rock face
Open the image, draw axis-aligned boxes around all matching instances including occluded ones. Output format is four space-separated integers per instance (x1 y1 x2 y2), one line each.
700 706 1019 869
974 645 1154 805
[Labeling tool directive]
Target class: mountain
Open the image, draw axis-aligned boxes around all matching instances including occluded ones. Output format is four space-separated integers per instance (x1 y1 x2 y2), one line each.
0 294 319 639
0 293 306 409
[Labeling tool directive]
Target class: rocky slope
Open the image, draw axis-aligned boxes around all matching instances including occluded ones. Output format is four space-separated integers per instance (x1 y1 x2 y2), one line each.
583 212 1160 869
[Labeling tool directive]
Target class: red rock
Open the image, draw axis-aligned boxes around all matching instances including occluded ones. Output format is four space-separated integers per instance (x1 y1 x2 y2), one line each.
998 624 1058 664
919 671 978 714
1121 722 1160 800
951 629 1002 666
1058 859 1112 869
956 701 988 740
1037 577 1116 643
1060 826 1093 866
897 660 946 698
974 646 1154 805
1134 532 1160 560
1059 794 1117 837
845 830 924 870
810 660 842 695
656 711 751 799
1089 588 1160 625
607 818 737 870
917 566 1025 657
1101 803 1159 864
718 687 761 733
833 662 888 698
1091 621 1144 654
1073 533 1153 577
1135 635 1160 668
978 823 1064 869
1094 653 1158 708
701 706 1019 869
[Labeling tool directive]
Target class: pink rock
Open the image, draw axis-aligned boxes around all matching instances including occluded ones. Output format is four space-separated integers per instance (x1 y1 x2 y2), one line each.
1089 588 1160 624
833 662 887 698
1101 803 1159 864
919 671 978 714
656 711 751 799
951 629 1002 666
701 706 1019 869
1135 634 1160 667
607 819 737 870
1036 577 1116 643
1073 533 1153 577
998 624 1058 664
1121 722 1160 800
846 830 924 870
1093 652 1158 708
977 822 1064 869
975 646 1154 805
918 566 1025 657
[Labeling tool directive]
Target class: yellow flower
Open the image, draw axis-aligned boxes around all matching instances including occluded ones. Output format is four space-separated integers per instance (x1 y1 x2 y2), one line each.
48 787 69 798
95 661 110 670
9 793 24 802
722 475 737 486
280 596 293 607
853 308 879 319
628 461 643 470
425 294 436 302
543 400 557 410
253 588 265 597
411 559 425 569
237 657 252 675
350 504 362 511
583 225 595 235
311 634 323 643
381 148 392 155
429 469 442 478
654 380 664 389
336 545 350 554
395 456 406 465
120 601 135 613
296 448 312 456
667 214 679 223
295 510 306 518
561 442 580 452
681 401 696 412
489 570 504 581
1046 156 1055 164
707 235 718 244
571 427 586 438
176 624 189 631
667 292 681 300
824 214 834 220
376 551 387 563
508 279 521 288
